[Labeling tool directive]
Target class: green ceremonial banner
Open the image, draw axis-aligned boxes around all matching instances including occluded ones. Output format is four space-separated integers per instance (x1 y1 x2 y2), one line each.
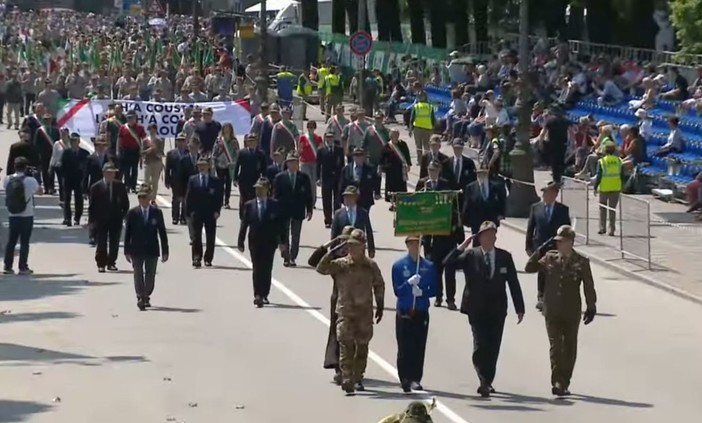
394 191 455 237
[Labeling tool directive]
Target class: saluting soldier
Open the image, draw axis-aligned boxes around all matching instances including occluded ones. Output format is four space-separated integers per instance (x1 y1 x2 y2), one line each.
308 225 355 385
270 106 299 159
450 221 525 398
88 162 129 273
165 133 189 225
316 229 385 395
272 152 314 267
185 158 224 268
380 128 411 208
341 106 369 163
416 160 464 310
124 186 169 311
362 111 390 200
242 177 284 308
525 225 597 397
392 235 437 393
339 147 377 212
234 135 267 251
317 129 345 228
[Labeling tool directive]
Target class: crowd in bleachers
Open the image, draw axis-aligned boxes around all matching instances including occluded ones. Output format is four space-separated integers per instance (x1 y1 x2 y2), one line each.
373 40 702 204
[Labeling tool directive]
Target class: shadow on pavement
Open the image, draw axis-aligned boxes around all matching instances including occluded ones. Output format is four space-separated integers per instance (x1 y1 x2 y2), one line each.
0 311 79 324
0 399 52 422
210 264 251 272
150 306 202 313
0 343 148 367
267 303 321 311
0 279 119 302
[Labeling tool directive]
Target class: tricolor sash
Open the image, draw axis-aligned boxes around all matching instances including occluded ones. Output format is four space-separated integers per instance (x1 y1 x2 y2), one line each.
277 120 298 141
332 116 344 133
305 132 319 159
369 126 389 147
220 137 237 165
38 125 54 149
124 124 143 149
352 121 365 136
389 141 409 182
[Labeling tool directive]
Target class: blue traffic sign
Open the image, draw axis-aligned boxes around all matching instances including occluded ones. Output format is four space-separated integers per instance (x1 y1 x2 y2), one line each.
349 31 373 56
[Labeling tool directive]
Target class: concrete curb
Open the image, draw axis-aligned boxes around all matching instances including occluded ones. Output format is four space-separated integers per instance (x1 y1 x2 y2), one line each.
500 220 702 307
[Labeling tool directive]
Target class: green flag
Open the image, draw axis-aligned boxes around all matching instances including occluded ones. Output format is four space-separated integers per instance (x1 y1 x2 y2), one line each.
394 191 456 236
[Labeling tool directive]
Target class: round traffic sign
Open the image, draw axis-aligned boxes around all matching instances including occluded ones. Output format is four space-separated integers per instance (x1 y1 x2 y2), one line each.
349 31 373 56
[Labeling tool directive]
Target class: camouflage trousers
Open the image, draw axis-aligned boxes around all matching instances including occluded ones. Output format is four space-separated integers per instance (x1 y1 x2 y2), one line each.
336 314 374 384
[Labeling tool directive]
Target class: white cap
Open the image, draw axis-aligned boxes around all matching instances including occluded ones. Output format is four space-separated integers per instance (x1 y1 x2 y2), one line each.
634 109 649 119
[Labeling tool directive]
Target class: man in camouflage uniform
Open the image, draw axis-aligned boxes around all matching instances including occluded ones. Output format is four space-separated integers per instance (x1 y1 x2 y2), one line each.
308 225 355 384
377 400 436 423
525 225 597 397
316 229 385 394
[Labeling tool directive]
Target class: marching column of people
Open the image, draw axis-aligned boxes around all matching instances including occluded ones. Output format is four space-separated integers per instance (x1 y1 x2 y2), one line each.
3 97 601 399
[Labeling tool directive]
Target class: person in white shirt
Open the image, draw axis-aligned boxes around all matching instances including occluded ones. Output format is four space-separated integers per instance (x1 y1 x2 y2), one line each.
50 128 69 201
3 157 43 275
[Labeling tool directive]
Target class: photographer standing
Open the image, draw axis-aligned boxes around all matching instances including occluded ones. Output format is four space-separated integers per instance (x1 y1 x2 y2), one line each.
3 157 43 275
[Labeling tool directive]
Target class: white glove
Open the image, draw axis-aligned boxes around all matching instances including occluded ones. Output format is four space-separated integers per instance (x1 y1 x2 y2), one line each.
412 285 423 297
407 274 421 286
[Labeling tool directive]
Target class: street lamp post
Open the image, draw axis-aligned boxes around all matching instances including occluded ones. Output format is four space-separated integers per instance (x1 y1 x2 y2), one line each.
255 0 269 106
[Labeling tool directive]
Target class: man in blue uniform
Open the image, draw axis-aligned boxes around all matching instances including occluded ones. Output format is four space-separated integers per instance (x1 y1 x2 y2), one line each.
392 235 437 393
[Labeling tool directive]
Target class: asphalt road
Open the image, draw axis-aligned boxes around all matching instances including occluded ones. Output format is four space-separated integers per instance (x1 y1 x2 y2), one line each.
0 113 701 423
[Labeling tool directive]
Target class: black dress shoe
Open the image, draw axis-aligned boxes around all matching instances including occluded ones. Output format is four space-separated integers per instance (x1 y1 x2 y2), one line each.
137 301 146 311
172 219 179 225
411 382 424 391
283 260 291 267
98 267 106 273
253 296 263 308
325 223 331 229
552 385 566 396
354 382 365 392
144 299 152 308
333 372 343 385
447 301 457 311
263 297 270 305
73 220 80 226
237 245 245 252
289 260 297 267
89 239 96 247
204 261 212 267
489 386 496 393
107 265 118 271
179 219 186 225
434 299 443 307
477 386 490 398
401 380 411 393
193 261 202 268
65 220 72 227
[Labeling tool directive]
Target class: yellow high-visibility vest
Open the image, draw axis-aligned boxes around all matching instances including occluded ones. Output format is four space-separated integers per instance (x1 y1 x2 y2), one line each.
325 74 341 95
412 102 433 130
598 154 622 192
375 76 384 94
318 67 329 90
297 74 313 96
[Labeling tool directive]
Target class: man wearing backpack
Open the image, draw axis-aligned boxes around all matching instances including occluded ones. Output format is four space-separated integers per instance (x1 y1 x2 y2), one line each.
4 157 43 275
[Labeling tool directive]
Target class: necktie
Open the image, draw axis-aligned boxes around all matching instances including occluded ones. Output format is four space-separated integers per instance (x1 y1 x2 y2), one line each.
482 183 488 200
485 253 492 279
201 175 206 187
143 207 148 224
546 205 552 220
291 172 296 188
108 182 113 203
354 165 361 181
259 199 265 220
454 159 460 180
348 208 355 225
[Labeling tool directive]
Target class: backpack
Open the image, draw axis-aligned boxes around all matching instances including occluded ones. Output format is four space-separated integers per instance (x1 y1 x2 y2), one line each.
5 175 29 214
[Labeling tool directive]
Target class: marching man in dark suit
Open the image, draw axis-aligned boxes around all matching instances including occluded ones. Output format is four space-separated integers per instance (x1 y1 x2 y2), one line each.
61 133 90 226
124 186 169 311
179 137 202 241
526 181 571 311
185 158 223 268
462 167 506 246
265 148 286 182
165 133 189 225
444 139 477 209
241 177 284 307
449 221 525 398
234 135 267 251
416 160 464 310
418 135 448 179
84 136 117 246
273 152 314 267
339 147 376 212
88 162 129 273
330 185 375 258
318 129 345 228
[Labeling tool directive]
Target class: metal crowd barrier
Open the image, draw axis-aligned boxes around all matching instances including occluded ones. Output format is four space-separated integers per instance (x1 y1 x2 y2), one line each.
559 176 652 268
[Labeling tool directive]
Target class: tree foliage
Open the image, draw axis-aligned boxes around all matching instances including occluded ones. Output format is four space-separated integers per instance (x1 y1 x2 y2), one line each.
671 0 702 54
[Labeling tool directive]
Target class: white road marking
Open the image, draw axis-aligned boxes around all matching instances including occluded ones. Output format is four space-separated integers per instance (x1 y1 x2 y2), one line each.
153 194 472 423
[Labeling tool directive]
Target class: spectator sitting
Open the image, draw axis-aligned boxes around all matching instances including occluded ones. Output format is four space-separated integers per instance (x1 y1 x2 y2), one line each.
593 73 625 105
621 125 647 167
654 116 684 157
568 116 595 171
660 66 689 101
628 77 658 110
634 108 653 141
575 123 617 179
